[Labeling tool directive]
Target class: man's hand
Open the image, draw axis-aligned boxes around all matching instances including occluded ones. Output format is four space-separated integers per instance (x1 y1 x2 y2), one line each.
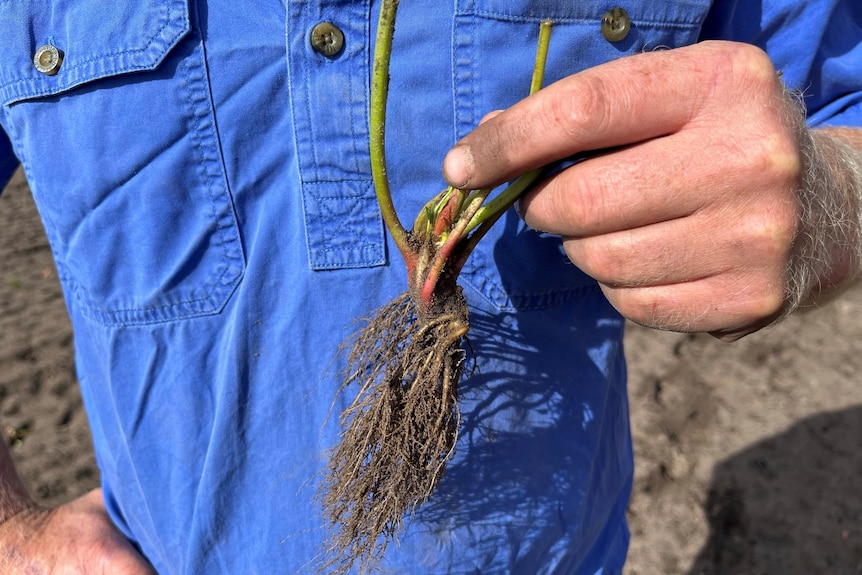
443 41 854 339
0 488 156 575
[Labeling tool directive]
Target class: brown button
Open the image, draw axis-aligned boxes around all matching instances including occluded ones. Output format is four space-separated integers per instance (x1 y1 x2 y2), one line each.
34 44 63 76
310 22 345 57
601 7 631 43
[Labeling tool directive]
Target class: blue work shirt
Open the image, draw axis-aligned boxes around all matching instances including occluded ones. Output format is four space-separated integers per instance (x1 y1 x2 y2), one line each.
1 1 860 573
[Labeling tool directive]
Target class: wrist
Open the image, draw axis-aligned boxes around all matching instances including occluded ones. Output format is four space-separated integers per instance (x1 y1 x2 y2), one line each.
0 442 37 526
782 103 862 316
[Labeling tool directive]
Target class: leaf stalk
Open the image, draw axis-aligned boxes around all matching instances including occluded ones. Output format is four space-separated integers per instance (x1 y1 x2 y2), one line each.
370 7 553 298
370 0 413 265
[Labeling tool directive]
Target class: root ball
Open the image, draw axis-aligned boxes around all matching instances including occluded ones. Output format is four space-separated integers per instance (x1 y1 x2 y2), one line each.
321 286 469 574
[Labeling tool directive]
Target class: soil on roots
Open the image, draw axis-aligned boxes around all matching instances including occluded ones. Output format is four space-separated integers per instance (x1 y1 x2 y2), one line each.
321 283 470 574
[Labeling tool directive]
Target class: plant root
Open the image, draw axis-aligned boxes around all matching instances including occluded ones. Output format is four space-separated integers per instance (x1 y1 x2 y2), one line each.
321 286 469 574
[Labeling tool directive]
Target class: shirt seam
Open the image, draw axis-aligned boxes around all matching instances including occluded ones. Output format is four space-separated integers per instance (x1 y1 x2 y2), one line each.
0 0 190 105
459 10 707 28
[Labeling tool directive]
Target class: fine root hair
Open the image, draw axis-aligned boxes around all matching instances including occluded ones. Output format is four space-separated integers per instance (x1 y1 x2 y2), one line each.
320 288 469 574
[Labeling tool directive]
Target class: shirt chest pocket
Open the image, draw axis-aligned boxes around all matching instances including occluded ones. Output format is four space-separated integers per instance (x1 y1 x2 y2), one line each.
0 0 244 327
453 0 711 312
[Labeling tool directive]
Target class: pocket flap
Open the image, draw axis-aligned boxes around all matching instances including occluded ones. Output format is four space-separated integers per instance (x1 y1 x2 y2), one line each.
0 0 190 106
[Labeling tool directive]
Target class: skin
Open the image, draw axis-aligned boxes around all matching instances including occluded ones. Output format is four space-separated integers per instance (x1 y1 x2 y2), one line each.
443 41 862 340
0 442 155 574
2 40 861 571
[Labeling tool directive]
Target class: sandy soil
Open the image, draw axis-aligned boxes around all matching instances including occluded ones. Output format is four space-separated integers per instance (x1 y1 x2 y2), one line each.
1 168 860 573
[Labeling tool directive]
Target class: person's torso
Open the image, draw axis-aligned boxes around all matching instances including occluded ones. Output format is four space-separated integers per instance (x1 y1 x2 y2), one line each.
0 1 718 573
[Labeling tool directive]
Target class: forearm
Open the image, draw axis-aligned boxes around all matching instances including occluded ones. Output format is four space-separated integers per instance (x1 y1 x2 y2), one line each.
0 440 36 525
822 126 862 152
820 127 862 277
790 125 862 312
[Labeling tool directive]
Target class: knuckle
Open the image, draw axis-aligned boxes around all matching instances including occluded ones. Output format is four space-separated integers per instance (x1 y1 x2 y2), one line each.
585 234 642 285
738 191 798 260
723 133 802 212
548 73 612 143
528 171 608 235
758 133 803 189
568 176 607 227
749 214 795 259
730 277 785 325
719 41 775 87
749 287 785 320
566 164 619 230
728 264 787 322
700 42 777 107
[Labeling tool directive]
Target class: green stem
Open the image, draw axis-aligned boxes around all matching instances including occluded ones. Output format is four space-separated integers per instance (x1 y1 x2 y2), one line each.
530 20 553 95
464 168 541 235
370 0 413 262
460 19 553 243
450 170 540 277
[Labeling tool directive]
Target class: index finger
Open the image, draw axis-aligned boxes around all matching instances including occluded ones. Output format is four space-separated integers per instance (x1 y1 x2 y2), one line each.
441 42 717 190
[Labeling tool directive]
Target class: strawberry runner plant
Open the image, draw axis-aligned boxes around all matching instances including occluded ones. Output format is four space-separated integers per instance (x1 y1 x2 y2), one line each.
320 1 554 572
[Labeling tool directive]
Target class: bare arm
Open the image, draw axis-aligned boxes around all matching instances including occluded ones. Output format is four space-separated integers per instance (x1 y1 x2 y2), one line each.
788 126 862 308
0 176 156 574
0 441 36 524
0 431 157 574
823 127 862 152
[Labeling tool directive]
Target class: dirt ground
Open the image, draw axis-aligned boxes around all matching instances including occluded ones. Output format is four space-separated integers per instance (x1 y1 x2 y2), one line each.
1 167 860 573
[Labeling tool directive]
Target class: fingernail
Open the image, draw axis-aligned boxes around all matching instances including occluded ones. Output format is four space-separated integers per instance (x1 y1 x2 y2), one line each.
442 145 475 189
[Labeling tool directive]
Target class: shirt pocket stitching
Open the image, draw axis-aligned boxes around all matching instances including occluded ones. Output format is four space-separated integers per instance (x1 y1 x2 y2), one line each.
0 0 190 107
1 0 245 327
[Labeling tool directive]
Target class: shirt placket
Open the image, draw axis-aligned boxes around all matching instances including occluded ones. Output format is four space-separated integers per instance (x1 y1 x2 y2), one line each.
287 0 386 270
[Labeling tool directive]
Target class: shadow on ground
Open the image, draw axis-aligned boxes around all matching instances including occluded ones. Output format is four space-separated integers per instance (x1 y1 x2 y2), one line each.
689 406 862 574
